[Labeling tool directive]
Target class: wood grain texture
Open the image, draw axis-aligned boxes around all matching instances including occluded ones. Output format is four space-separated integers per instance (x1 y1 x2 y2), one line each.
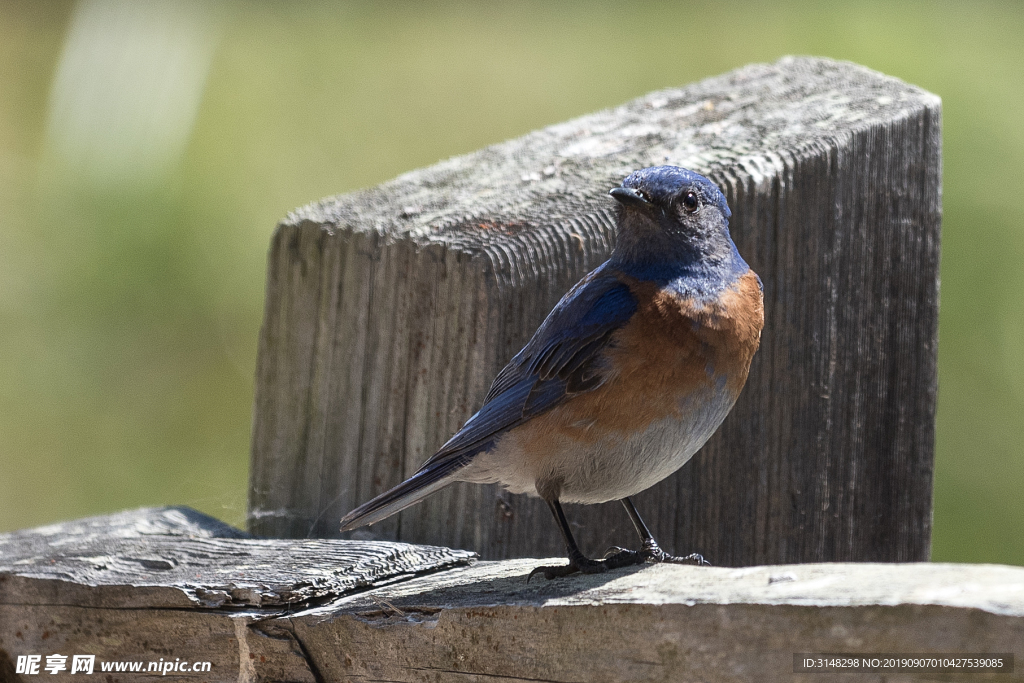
0 507 475 610
289 561 1024 683
2 511 1021 683
249 56 941 565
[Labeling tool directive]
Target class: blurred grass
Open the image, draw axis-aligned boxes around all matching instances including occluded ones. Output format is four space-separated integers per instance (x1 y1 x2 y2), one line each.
1 0 1021 564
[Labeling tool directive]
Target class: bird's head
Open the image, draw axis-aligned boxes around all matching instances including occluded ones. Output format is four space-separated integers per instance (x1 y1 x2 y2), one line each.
609 166 737 273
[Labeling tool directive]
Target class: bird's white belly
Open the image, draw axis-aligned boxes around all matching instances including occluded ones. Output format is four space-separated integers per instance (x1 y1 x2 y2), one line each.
460 379 738 504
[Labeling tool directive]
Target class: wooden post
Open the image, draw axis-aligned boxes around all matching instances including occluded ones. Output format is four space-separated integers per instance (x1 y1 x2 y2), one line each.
248 56 941 566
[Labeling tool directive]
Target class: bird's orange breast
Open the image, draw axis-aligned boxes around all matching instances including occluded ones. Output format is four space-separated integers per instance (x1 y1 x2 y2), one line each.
561 269 763 434
492 269 763 502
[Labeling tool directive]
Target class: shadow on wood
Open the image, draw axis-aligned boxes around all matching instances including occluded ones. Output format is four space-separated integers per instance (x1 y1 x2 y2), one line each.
248 56 941 565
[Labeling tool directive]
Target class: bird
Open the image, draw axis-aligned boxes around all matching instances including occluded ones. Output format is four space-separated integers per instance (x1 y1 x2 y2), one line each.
341 165 764 580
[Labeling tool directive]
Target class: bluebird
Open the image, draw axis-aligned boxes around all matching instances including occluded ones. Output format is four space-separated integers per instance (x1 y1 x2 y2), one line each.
341 166 764 579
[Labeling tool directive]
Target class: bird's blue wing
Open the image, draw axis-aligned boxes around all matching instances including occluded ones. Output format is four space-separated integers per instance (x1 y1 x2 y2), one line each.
340 264 637 531
421 264 637 469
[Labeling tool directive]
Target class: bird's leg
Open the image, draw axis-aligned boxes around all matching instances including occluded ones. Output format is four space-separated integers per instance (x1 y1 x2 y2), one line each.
603 497 710 566
528 499 608 581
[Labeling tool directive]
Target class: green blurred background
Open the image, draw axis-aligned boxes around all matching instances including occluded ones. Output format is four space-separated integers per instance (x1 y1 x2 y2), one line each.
1 1 1021 564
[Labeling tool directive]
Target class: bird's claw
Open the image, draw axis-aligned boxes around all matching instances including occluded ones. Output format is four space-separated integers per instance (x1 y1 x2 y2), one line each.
603 541 711 567
527 555 608 582
662 551 711 566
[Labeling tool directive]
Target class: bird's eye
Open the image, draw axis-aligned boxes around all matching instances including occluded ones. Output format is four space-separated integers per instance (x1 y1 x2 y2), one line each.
682 191 699 213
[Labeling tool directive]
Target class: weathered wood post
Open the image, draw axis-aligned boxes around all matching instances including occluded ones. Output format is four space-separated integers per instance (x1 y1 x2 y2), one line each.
248 56 941 566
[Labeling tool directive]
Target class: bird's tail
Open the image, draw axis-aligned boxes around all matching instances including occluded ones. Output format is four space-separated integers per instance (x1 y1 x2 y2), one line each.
339 458 468 531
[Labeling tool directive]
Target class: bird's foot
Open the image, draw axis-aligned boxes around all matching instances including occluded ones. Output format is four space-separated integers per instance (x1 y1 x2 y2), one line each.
603 540 711 567
600 545 649 568
527 555 608 582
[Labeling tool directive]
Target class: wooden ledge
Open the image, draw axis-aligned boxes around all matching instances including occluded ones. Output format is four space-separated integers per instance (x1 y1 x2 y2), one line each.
287 561 1023 682
2 508 1021 682
296 559 1024 620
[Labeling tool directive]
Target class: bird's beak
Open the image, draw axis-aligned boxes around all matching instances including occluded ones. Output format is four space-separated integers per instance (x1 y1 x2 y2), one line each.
609 186 652 211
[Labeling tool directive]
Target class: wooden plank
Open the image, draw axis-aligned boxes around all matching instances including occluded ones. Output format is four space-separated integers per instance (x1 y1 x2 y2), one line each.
289 561 1024 683
0 507 475 610
2 510 1020 683
0 509 472 681
0 606 316 683
249 56 941 565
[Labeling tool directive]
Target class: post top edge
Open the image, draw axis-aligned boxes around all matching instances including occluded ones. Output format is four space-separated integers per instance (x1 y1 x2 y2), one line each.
281 56 941 243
